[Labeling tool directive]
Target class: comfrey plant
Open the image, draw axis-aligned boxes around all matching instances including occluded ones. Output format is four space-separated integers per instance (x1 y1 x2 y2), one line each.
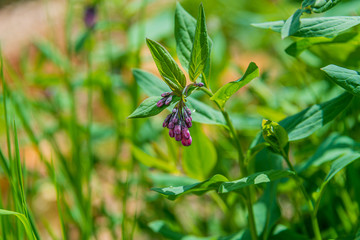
130 1 360 239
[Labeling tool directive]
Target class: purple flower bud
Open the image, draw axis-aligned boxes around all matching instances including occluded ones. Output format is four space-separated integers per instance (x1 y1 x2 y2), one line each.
185 121 192 128
186 108 192 116
84 5 97 28
175 134 182 141
169 129 175 138
172 108 178 113
182 136 192 146
161 92 171 97
165 95 173 105
182 127 190 139
196 82 204 87
174 124 181 135
168 122 175 129
162 114 171 128
157 98 165 107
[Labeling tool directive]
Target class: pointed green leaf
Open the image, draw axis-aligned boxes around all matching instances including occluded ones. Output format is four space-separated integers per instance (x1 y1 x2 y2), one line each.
324 152 360 182
188 4 209 82
146 38 186 93
187 97 226 126
128 96 179 119
219 170 295 193
183 125 217 180
252 16 360 38
133 69 170 96
0 209 36 240
175 2 196 71
321 65 360 97
281 9 304 39
311 0 342 13
210 62 259 108
279 92 353 141
151 174 228 200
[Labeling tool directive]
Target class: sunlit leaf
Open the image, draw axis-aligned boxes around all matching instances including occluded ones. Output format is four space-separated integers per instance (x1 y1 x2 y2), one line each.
128 96 179 118
281 9 304 39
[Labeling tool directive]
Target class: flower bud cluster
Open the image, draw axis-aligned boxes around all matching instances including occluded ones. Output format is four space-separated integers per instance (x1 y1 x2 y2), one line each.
156 92 173 107
159 92 193 146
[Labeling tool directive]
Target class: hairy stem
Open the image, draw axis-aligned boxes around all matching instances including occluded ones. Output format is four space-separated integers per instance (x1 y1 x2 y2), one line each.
280 149 322 240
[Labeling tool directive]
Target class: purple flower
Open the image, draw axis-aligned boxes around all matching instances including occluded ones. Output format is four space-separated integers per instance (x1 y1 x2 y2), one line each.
84 5 97 28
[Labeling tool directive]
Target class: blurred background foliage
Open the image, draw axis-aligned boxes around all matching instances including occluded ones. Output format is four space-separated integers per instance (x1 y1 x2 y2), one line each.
0 0 360 239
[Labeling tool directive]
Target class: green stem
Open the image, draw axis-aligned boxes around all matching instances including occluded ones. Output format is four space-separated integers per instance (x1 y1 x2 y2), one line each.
200 87 257 240
280 149 322 240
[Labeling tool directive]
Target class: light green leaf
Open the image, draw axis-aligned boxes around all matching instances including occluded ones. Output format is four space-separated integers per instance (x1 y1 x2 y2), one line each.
210 62 259 108
219 170 295 193
297 133 360 173
132 146 177 173
279 92 353 141
189 4 209 82
151 174 228 200
133 69 169 96
262 119 288 153
183 125 217 180
187 98 226 126
321 64 360 97
312 0 342 13
128 96 179 118
0 209 36 240
175 2 196 72
324 152 360 182
146 38 186 93
35 41 70 71
252 16 360 38
281 9 304 39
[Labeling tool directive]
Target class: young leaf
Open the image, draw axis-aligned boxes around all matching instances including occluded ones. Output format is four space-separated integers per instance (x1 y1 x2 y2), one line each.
219 170 295 193
128 96 179 118
133 69 170 96
281 9 304 39
151 174 228 200
279 92 353 141
174 2 196 71
182 125 217 180
146 38 186 93
321 65 360 97
188 4 209 82
311 0 342 13
262 119 288 153
252 16 360 38
210 62 259 108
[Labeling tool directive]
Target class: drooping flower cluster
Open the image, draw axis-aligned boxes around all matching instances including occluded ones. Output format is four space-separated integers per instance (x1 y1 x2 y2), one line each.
162 103 193 146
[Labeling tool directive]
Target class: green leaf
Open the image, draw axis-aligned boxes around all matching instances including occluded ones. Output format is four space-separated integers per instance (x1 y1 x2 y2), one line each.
210 62 259 108
219 170 295 193
128 96 179 118
281 9 304 39
189 4 209 82
187 98 226 126
270 225 308 240
151 174 228 200
321 64 360 97
279 92 353 141
302 0 316 8
35 41 70 71
324 152 360 182
133 69 170 96
311 0 342 13
146 38 186 93
175 2 197 72
262 119 288 153
132 146 177 173
252 16 360 38
183 125 217 180
297 133 360 173
0 209 36 240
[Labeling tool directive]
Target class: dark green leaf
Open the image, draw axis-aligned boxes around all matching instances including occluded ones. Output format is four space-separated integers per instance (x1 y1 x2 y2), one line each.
270 225 308 240
219 170 295 193
151 174 228 200
312 0 342 13
252 16 360 38
321 64 360 97
183 125 217 180
281 9 304 39
175 2 196 72
146 38 186 93
324 152 360 182
75 29 92 53
128 96 179 119
302 0 316 8
133 69 169 96
210 62 259 108
279 92 353 141
189 4 209 82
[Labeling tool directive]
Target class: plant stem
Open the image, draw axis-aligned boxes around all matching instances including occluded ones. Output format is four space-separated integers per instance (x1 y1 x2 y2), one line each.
200 87 258 240
280 149 322 240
